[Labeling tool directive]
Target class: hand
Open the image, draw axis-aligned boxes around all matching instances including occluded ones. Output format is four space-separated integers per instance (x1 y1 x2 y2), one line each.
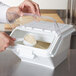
19 0 40 16
0 32 16 52
7 0 40 22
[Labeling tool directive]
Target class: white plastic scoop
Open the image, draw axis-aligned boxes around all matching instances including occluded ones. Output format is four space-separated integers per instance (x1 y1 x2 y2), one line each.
15 33 37 47
23 33 37 46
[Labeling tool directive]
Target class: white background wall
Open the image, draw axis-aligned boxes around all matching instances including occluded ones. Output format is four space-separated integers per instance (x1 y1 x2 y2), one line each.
0 0 68 9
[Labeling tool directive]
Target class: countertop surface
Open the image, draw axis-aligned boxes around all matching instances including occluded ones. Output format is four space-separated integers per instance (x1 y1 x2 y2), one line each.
0 49 76 76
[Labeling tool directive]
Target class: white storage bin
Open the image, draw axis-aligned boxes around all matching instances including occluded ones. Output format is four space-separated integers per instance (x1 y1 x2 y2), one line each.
9 16 75 69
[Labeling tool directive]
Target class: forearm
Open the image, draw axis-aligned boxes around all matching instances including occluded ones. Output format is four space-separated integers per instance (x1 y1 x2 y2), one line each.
0 2 20 23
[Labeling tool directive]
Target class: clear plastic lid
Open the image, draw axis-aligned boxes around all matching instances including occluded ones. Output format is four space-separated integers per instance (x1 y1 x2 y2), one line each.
7 12 61 35
23 13 61 35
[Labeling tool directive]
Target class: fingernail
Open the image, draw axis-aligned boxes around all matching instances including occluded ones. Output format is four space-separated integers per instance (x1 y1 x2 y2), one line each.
20 12 23 16
38 13 41 16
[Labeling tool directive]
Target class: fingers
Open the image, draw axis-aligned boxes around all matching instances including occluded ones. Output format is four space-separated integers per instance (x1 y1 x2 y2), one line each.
12 38 16 41
32 2 41 16
26 2 35 14
1 32 15 46
6 37 15 46
3 32 16 41
0 43 9 52
8 36 16 41
19 0 41 16
0 39 14 52
0 32 15 52
9 39 15 46
19 1 35 15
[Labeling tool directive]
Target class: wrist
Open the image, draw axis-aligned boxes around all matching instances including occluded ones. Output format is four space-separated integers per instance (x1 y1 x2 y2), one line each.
6 7 20 23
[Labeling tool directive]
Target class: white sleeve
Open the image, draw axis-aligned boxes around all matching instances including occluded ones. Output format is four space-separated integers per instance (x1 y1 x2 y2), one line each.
0 2 10 23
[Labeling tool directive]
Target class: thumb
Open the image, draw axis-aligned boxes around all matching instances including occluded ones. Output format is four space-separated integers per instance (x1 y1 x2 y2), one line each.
18 6 24 16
